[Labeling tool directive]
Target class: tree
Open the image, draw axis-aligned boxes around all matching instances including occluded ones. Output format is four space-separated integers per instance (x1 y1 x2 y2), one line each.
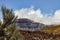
0 6 25 40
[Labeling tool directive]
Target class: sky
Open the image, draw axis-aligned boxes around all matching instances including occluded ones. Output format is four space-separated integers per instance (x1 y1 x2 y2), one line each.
0 0 60 25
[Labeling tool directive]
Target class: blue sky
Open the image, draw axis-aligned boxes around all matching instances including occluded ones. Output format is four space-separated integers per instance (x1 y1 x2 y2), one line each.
0 0 60 19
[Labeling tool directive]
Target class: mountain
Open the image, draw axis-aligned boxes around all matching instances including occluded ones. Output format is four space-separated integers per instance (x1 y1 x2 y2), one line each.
15 18 48 31
15 18 60 40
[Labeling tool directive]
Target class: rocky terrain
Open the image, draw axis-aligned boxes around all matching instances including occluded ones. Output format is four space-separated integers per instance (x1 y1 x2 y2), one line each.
15 18 48 31
19 30 60 40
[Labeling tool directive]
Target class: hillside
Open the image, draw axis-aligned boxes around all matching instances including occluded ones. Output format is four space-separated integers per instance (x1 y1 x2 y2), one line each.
15 18 60 40
41 25 60 34
19 30 60 40
19 25 60 40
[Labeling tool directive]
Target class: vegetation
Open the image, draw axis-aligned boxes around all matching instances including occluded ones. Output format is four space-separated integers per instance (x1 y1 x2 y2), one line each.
20 31 60 40
0 6 25 40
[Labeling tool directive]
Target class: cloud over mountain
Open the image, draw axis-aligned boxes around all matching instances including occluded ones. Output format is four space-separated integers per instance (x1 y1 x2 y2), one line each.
14 6 60 25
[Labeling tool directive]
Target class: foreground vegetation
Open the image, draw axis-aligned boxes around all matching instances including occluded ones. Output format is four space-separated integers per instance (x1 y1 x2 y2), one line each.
20 30 60 40
0 6 25 40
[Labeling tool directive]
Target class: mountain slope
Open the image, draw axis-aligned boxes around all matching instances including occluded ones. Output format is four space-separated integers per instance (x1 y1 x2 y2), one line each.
15 18 60 40
41 25 60 34
15 18 48 31
15 18 60 34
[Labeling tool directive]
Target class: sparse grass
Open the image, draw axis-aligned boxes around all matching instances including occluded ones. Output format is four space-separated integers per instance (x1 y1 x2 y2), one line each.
41 25 60 34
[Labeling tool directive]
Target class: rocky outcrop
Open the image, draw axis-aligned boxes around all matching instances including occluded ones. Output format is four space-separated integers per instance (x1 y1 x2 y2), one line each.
15 18 48 31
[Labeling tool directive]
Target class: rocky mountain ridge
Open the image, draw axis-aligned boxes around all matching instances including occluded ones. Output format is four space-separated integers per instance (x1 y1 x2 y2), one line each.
15 18 49 31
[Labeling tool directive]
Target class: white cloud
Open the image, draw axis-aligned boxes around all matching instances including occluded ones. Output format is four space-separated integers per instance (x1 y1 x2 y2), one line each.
14 6 60 25
14 6 43 21
53 10 60 19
